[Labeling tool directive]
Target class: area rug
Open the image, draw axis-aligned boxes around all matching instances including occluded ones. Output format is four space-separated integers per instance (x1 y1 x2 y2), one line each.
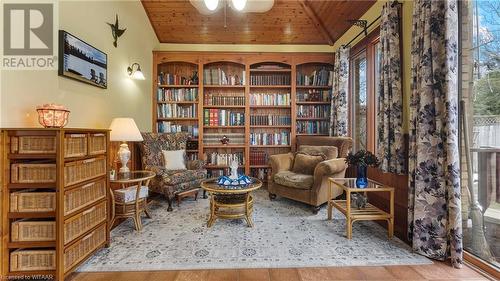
78 189 430 271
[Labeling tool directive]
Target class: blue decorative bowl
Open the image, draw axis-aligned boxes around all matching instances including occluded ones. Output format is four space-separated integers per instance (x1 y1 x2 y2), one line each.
217 175 253 188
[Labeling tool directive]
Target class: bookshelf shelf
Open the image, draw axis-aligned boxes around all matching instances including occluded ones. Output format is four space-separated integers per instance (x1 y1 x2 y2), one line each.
296 117 330 121
296 133 329 136
153 52 333 178
158 101 198 104
158 84 199 88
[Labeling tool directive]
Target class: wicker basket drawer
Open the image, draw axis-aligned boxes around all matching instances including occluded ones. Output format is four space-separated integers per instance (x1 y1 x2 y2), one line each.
64 201 107 245
64 179 107 216
10 136 56 154
64 134 88 158
64 156 106 186
89 133 107 155
10 191 56 212
11 163 56 184
64 224 106 272
11 220 56 242
10 249 56 272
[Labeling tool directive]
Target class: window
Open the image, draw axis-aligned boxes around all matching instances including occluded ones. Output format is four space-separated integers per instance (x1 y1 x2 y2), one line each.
349 29 381 153
460 0 500 270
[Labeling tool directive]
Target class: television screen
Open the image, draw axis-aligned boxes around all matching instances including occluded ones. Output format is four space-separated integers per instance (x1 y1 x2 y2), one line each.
58 30 107 89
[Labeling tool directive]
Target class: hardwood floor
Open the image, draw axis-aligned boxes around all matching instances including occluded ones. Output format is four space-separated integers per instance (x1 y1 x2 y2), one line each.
68 262 492 281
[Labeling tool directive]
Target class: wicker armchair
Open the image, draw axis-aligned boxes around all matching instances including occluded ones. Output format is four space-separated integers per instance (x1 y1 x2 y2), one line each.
138 132 207 211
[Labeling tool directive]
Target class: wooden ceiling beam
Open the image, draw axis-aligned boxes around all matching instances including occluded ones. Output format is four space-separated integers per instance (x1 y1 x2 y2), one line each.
298 0 335 46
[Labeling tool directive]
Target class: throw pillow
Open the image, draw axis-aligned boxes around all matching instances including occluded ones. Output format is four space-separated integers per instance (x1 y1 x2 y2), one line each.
162 149 187 170
292 152 326 175
298 145 338 160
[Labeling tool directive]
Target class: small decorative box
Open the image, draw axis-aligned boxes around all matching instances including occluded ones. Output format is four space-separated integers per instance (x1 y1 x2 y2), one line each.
113 185 149 203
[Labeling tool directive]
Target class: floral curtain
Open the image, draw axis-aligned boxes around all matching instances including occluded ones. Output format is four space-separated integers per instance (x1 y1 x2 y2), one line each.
408 0 462 268
330 47 350 137
377 1 405 174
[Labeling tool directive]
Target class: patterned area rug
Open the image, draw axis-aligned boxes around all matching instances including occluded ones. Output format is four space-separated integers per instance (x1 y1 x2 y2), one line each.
78 189 430 271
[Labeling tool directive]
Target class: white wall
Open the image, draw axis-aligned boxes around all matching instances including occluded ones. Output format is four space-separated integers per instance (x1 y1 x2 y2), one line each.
0 0 158 131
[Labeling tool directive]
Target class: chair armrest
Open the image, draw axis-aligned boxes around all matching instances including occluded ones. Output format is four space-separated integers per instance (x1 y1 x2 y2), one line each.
313 158 348 179
269 153 294 178
144 165 168 176
187 159 205 170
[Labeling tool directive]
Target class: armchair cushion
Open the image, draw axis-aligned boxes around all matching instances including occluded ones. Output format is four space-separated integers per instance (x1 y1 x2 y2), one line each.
314 158 348 179
162 149 187 170
292 153 326 175
160 169 206 186
298 145 338 160
274 171 313 190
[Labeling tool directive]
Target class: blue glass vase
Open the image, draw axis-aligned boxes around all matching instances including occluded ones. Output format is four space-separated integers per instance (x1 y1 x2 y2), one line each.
356 165 368 188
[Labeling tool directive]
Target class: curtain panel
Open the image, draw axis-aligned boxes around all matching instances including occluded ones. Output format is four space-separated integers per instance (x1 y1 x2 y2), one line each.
408 0 462 268
377 1 406 174
330 47 350 137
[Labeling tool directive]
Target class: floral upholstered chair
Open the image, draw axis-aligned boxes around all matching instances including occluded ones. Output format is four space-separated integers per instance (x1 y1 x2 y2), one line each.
138 132 207 211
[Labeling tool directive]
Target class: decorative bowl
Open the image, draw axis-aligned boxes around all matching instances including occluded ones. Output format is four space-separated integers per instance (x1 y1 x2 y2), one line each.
36 104 70 128
217 175 252 188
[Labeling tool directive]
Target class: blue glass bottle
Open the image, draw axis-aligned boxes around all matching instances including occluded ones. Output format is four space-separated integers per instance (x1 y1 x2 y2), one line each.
356 165 368 188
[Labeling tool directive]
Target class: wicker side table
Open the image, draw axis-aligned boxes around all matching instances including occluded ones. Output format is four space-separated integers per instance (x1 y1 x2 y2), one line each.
110 170 155 231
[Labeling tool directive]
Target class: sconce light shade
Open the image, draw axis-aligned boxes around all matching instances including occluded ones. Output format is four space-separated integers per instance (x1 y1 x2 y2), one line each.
127 63 146 80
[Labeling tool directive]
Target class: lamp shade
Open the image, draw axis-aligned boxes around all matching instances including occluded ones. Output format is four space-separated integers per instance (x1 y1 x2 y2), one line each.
109 118 143 142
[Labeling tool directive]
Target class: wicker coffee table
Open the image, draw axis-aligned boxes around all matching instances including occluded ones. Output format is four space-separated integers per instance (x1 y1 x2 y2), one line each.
201 178 262 227
328 178 394 239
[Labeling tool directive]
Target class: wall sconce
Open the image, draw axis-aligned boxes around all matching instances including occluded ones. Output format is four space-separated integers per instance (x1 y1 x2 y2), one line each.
127 63 145 80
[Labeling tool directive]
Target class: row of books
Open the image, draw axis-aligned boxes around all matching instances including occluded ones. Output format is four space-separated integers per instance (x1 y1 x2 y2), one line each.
157 122 199 137
297 68 333 86
203 109 245 126
250 115 291 126
157 104 197 118
187 153 198 161
249 132 290 146
297 105 331 118
204 93 245 106
249 74 290 85
297 89 331 102
205 152 244 166
250 168 269 181
158 72 197 85
249 93 290 106
203 68 245 85
296 121 330 135
250 151 269 165
157 88 198 102
203 133 245 145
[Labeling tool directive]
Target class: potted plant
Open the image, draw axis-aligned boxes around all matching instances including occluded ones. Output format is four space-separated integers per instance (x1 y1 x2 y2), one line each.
345 150 380 188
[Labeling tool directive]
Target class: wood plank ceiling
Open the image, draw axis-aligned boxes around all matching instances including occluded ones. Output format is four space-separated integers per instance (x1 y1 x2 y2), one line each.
141 0 377 45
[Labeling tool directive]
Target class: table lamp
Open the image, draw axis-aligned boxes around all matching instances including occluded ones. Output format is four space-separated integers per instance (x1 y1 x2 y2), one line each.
109 118 143 173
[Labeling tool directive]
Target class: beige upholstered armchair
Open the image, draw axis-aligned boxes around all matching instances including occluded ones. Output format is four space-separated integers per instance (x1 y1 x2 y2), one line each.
268 136 353 213
138 132 207 211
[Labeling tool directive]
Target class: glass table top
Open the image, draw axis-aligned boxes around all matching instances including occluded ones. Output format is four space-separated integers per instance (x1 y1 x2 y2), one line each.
329 178 392 191
111 170 156 183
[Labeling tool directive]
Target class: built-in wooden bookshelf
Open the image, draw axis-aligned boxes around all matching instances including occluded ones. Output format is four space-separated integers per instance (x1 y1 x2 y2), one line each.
152 52 333 182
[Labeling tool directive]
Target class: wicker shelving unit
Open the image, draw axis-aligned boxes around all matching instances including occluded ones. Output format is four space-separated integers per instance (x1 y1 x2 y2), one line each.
1 128 110 281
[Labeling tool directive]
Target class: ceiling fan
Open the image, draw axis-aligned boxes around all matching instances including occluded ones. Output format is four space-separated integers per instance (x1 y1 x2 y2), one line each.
189 0 275 15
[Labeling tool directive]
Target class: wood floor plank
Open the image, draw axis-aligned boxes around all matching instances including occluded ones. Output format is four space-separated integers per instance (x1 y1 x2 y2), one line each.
239 269 270 281
411 263 452 279
174 270 209 281
359 266 396 280
207 269 239 281
269 268 302 281
384 265 426 280
433 262 488 279
298 267 333 281
327 266 366 280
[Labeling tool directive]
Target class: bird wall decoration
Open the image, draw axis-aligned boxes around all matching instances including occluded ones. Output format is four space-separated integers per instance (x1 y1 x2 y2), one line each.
107 14 126 48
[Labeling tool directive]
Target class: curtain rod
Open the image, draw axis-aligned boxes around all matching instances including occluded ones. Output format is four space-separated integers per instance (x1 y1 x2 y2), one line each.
341 1 401 49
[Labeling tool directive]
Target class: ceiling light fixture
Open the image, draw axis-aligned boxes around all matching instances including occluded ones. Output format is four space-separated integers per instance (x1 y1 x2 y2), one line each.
231 0 247 11
204 0 219 11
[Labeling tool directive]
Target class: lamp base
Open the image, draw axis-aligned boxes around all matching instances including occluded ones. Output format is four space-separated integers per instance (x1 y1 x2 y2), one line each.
117 142 131 174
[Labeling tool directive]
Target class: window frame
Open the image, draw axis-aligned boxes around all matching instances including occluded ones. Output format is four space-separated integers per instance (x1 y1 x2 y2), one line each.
349 27 380 153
